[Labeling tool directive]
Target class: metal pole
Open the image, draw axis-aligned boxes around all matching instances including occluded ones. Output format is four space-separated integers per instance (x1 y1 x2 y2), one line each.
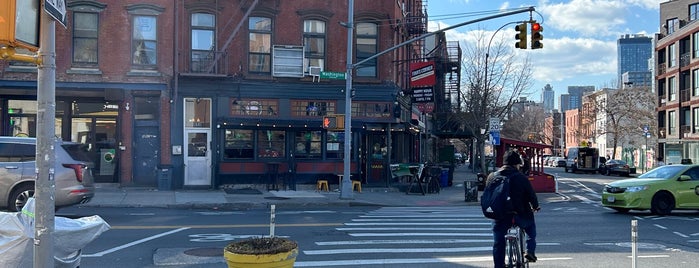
631 220 638 268
269 205 276 238
35 7 57 267
340 0 354 199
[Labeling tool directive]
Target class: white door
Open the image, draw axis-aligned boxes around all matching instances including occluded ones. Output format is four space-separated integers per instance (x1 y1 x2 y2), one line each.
185 130 211 186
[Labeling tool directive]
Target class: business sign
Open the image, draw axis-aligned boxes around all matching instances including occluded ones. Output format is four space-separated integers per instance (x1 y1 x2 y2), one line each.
409 61 436 87
415 103 434 113
411 86 434 103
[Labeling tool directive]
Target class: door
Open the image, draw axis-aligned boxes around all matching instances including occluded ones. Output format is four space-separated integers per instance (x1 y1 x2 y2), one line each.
133 126 159 186
185 129 211 186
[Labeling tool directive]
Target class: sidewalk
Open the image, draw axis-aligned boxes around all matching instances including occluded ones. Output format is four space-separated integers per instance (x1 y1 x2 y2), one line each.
80 165 564 210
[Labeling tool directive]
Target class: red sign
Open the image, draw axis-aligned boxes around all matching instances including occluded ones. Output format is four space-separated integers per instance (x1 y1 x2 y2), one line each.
409 61 436 87
415 103 434 113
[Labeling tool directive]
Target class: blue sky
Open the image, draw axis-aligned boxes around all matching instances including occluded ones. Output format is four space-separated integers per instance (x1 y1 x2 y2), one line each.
427 0 662 107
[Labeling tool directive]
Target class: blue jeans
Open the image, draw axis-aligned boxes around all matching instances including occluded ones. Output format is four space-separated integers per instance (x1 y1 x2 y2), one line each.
492 214 537 268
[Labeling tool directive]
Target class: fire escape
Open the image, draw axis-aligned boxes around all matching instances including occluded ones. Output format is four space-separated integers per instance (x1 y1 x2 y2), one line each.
431 34 466 138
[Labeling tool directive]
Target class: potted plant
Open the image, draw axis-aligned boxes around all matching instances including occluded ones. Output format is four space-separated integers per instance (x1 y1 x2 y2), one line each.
223 236 298 268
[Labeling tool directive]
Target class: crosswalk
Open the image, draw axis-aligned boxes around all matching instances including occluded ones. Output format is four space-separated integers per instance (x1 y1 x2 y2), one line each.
294 206 497 267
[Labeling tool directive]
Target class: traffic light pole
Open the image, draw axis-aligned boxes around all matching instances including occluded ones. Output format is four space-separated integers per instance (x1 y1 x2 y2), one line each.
35 7 57 268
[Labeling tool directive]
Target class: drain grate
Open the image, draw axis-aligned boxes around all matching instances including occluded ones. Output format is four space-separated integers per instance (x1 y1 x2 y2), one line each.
184 247 223 257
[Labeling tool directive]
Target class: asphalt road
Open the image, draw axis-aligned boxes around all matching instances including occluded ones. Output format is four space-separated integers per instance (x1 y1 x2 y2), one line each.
12 167 699 267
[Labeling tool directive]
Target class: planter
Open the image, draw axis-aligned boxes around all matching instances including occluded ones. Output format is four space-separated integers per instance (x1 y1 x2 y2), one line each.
223 237 298 268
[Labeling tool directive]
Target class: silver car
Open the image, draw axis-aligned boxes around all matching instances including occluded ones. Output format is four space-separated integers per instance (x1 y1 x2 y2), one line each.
0 137 95 211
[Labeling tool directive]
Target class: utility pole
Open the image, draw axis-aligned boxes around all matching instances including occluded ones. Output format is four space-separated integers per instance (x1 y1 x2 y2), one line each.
35 6 57 267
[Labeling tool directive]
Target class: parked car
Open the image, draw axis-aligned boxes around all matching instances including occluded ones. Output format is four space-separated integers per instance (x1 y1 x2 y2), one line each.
0 137 95 212
602 164 699 215
599 159 631 176
554 157 567 167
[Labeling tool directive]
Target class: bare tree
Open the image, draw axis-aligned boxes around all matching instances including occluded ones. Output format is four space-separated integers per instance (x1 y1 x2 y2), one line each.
502 103 547 143
585 86 656 158
458 30 533 171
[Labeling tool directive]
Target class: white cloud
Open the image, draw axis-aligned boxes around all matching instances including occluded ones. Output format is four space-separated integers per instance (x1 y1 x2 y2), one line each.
499 2 510 11
625 0 664 10
527 36 617 82
539 0 627 37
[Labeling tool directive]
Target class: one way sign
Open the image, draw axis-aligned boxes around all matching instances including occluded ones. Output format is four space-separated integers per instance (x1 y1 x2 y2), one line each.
45 0 67 27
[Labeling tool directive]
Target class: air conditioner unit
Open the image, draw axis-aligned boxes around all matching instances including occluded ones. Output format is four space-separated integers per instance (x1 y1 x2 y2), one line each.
309 66 322 82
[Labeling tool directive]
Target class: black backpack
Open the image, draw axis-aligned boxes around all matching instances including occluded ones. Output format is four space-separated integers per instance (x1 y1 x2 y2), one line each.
480 171 514 220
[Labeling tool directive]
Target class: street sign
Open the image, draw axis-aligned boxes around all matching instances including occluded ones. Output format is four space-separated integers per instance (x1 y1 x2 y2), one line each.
489 118 501 132
642 125 649 134
490 131 500 145
45 0 67 27
320 71 346 80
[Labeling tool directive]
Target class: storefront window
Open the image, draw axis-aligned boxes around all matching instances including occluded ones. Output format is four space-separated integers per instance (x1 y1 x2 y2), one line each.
257 130 285 158
291 100 335 117
224 129 253 159
294 131 321 159
326 131 344 159
352 102 392 118
230 99 278 117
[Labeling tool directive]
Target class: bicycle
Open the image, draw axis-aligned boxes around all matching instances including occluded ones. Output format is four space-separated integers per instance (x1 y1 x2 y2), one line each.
505 222 528 268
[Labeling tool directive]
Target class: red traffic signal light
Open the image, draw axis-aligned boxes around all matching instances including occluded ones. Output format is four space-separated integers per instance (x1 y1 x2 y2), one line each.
323 116 337 129
514 23 527 49
531 22 543 49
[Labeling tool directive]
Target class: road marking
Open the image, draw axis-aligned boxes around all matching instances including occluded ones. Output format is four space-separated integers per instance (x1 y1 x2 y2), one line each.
294 257 573 267
303 246 493 255
315 239 493 246
349 232 493 237
627 255 670 258
345 222 489 226
673 231 689 238
82 227 189 257
109 222 342 230
352 218 481 222
337 227 491 231
654 224 668 230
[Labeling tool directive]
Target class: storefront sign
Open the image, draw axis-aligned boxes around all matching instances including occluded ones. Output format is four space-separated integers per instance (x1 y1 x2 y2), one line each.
411 87 433 103
409 61 436 87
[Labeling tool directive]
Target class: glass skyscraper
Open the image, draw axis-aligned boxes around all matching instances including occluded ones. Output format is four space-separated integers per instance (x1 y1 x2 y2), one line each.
617 34 652 86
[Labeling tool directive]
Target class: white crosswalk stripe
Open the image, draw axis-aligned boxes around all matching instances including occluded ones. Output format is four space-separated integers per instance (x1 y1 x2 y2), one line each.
295 206 497 267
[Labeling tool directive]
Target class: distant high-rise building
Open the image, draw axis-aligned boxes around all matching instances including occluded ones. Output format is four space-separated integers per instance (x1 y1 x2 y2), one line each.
618 34 652 85
541 84 554 113
559 94 570 112
567 86 594 110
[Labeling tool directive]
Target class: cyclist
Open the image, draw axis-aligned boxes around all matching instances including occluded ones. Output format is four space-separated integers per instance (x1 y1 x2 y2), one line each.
488 150 541 268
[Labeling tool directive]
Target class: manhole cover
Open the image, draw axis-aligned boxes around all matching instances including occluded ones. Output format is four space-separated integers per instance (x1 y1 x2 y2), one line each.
184 247 223 257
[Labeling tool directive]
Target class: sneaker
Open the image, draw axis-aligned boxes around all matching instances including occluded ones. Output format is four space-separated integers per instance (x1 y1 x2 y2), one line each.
524 252 537 262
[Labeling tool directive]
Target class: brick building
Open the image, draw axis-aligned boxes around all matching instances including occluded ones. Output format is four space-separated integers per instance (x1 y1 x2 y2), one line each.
1 0 461 189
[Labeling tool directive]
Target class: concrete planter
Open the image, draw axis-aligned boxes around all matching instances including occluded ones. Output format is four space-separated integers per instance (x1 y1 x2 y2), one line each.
223 237 298 268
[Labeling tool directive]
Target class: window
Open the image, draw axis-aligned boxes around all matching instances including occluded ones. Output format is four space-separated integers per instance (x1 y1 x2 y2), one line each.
272 45 304 77
185 98 210 127
352 102 392 118
669 43 676 68
132 15 157 66
669 76 677 101
355 22 378 77
667 18 679 35
230 99 278 117
691 4 699 22
257 130 285 158
325 131 344 159
294 131 321 159
694 108 699 133
694 69 699 96
72 12 98 64
249 17 272 73
224 129 254 159
134 96 160 121
191 13 215 73
669 110 676 135
291 101 335 117
303 20 326 72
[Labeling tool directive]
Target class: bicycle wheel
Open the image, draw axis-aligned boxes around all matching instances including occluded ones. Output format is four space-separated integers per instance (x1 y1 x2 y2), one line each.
520 228 529 267
506 236 517 267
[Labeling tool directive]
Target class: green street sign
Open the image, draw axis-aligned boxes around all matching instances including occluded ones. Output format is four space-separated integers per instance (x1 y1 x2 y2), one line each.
320 71 346 80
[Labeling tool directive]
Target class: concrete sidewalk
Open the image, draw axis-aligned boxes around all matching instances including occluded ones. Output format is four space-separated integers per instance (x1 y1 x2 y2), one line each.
79 165 565 210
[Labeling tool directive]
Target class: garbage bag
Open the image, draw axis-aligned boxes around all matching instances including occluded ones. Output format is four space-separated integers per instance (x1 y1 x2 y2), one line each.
0 198 111 268
0 212 32 268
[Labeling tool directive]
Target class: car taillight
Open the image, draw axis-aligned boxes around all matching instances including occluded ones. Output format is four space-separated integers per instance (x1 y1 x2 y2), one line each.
63 163 86 182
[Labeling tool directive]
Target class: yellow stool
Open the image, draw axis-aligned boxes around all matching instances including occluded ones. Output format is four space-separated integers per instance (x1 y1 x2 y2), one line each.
351 180 362 193
316 180 329 192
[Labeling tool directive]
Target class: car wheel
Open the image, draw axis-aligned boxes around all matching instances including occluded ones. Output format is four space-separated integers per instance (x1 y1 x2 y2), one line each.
651 192 675 216
8 183 34 212
612 207 630 213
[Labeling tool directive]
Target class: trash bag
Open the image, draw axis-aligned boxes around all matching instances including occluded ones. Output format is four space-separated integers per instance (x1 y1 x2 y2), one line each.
0 212 32 268
15 198 111 268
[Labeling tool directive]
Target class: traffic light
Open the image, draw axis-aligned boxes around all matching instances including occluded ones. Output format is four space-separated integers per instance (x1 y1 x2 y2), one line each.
322 116 337 129
531 22 543 49
0 0 40 52
515 23 527 49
